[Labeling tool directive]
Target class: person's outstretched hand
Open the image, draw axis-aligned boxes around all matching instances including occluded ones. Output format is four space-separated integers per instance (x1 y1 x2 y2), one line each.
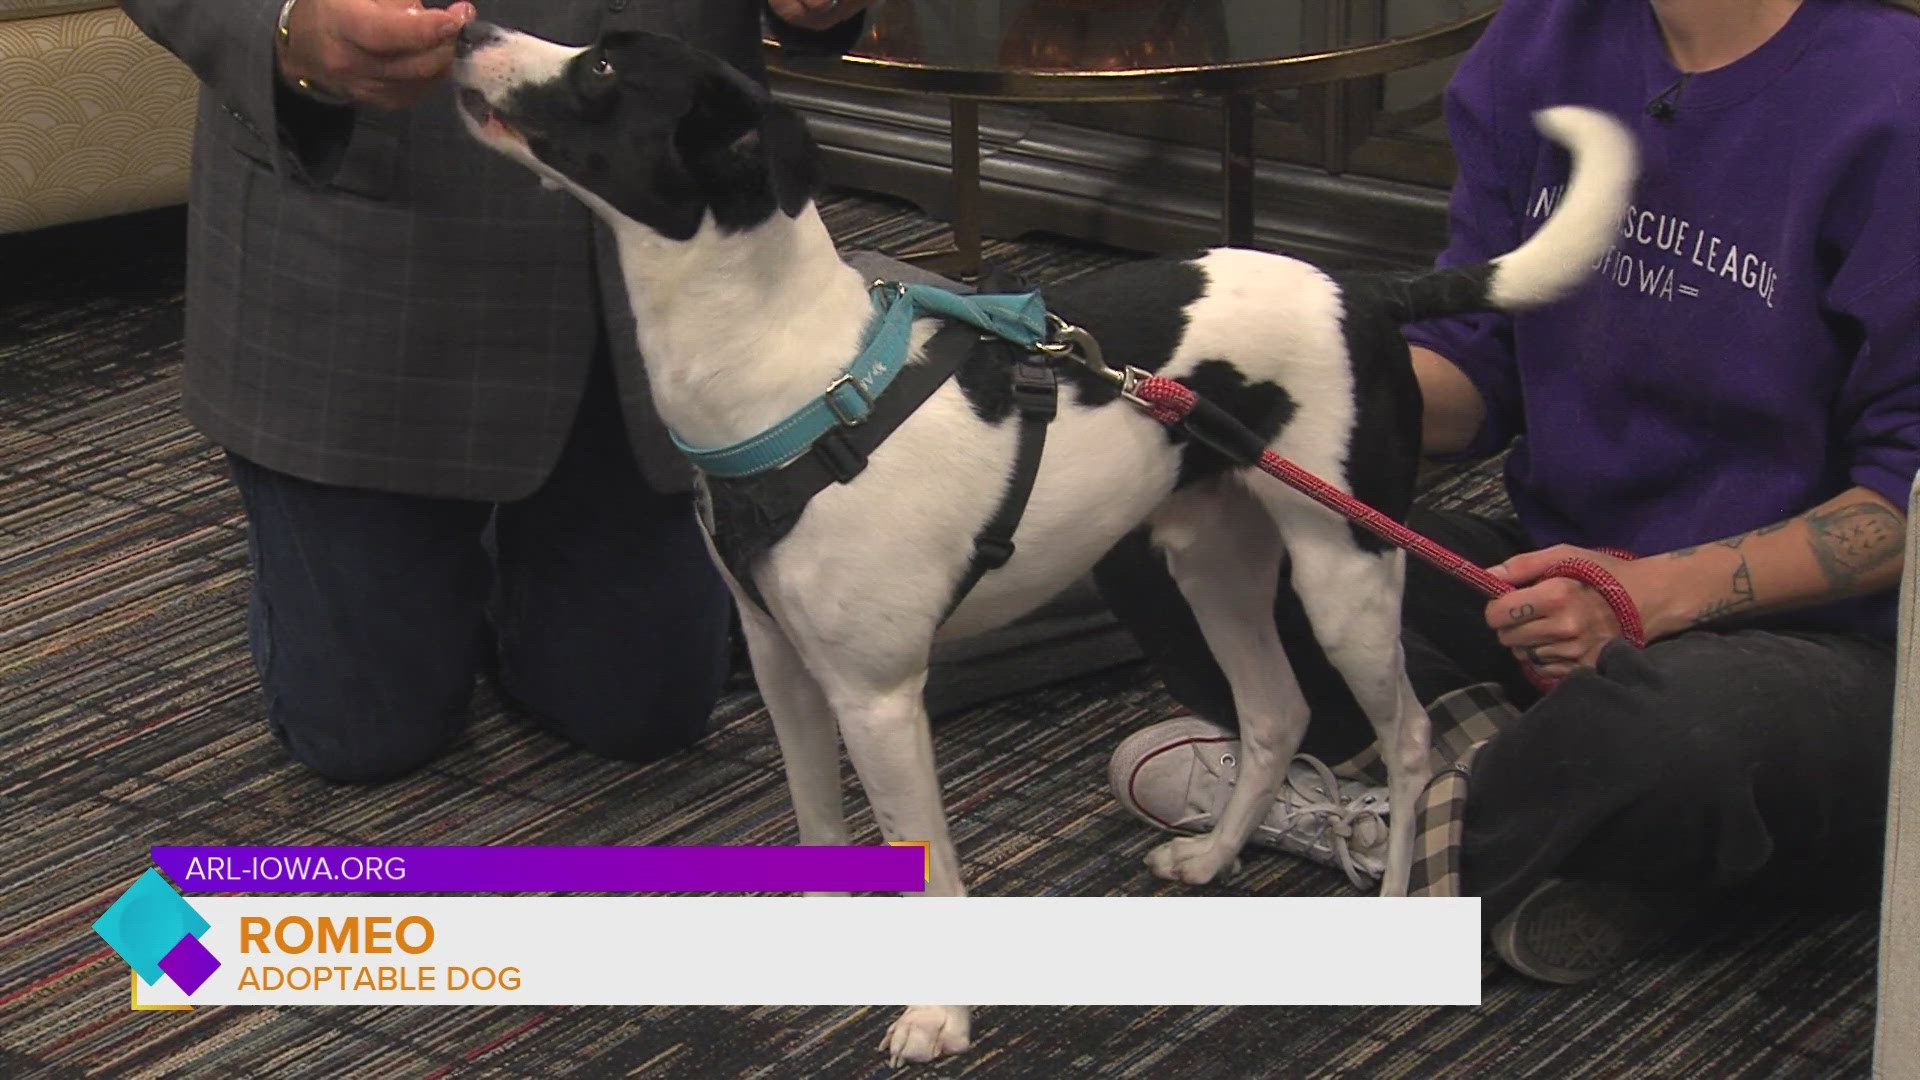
277 0 477 111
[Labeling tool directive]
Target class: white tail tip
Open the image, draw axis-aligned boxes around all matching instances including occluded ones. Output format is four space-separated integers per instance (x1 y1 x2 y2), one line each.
1488 106 1639 310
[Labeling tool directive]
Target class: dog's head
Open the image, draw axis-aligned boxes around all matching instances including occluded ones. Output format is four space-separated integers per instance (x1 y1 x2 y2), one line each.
451 22 818 241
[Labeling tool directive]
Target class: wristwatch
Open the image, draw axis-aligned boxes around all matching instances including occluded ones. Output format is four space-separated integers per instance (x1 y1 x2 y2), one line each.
276 0 351 106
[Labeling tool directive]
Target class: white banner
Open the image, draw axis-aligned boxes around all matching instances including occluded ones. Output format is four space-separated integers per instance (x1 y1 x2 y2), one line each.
137 897 1481 1007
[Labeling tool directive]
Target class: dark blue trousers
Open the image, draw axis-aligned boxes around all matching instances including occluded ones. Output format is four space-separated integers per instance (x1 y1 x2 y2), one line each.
228 354 731 783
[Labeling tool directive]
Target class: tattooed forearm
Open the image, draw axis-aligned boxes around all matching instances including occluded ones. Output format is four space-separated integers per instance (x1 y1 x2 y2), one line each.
1655 493 1902 633
1676 518 1794 559
1806 502 1903 589
1692 555 1757 626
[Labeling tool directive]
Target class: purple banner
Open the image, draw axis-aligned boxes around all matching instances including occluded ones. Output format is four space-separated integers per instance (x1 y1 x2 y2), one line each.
151 846 925 893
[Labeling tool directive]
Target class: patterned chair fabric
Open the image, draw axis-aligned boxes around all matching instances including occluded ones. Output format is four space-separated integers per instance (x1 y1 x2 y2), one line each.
0 3 196 233
0 0 121 16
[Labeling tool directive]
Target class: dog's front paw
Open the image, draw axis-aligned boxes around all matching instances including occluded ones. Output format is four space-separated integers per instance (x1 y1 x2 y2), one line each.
1145 835 1243 885
880 1004 971 1065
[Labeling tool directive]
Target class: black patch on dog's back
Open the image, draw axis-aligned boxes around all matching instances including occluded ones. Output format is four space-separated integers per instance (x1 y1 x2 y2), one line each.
1169 360 1299 488
1042 258 1205 377
1325 273 1427 553
954 332 1136 422
953 258 1207 422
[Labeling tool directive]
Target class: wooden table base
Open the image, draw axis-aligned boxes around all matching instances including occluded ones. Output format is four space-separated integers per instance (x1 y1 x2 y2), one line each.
902 91 1263 279
896 99 984 279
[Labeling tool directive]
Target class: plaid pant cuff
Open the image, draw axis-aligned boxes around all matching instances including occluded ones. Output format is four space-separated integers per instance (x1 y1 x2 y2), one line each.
1332 680 1519 785
1408 749 1477 897
1345 681 1522 898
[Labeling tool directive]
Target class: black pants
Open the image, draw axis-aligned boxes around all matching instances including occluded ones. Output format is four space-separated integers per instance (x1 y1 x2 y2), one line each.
229 352 731 783
1095 508 1894 921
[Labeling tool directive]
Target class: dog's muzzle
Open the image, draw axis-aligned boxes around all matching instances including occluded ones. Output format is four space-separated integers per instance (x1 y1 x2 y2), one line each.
453 18 502 59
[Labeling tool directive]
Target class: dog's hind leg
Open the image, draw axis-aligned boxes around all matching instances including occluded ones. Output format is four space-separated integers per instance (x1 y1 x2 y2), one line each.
737 602 849 862
1268 510 1431 897
1143 479 1314 886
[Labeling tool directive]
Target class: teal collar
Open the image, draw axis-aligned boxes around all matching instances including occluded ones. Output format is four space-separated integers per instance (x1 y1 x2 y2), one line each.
671 281 1051 479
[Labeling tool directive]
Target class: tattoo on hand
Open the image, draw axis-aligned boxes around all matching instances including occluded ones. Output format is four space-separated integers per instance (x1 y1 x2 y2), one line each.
1693 555 1757 626
1807 502 1902 589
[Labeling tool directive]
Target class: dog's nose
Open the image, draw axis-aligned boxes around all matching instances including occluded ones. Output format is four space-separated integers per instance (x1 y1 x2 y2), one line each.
454 19 501 59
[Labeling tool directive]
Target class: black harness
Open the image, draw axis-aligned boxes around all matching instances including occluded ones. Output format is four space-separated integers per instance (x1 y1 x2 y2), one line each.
695 318 1060 620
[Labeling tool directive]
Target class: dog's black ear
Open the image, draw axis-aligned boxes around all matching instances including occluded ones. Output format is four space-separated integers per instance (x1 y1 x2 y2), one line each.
758 101 818 218
676 68 763 158
675 69 819 226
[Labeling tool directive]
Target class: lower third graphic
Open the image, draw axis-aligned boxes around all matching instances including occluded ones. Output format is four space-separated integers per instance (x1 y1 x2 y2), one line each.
93 868 220 1002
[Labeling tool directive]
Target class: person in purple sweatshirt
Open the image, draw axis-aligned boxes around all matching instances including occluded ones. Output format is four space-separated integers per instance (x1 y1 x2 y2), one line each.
1102 0 1919 983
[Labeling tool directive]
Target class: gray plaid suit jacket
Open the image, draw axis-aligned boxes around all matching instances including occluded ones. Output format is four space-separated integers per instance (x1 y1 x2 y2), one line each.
121 1 845 500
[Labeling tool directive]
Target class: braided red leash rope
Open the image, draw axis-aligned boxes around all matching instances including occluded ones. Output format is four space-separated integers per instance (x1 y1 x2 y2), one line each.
1136 376 1645 690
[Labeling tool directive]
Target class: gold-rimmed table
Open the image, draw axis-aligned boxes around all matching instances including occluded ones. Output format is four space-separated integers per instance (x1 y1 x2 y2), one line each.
768 1 1495 275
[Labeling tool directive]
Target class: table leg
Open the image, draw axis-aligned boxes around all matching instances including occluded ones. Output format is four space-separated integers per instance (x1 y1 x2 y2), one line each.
899 98 982 280
1221 92 1255 248
948 99 982 277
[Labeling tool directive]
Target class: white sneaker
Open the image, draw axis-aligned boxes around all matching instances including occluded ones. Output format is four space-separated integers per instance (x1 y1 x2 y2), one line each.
1108 715 1389 889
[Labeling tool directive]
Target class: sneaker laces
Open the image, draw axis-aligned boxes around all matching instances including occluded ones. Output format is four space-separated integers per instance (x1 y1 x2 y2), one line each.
1167 751 1387 891
1280 753 1387 890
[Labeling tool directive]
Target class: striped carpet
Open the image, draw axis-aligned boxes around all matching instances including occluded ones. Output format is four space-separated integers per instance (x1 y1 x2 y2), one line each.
0 197 1876 1078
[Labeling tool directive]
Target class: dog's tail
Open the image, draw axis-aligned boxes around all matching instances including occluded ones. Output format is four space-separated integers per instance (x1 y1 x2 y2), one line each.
1362 106 1637 323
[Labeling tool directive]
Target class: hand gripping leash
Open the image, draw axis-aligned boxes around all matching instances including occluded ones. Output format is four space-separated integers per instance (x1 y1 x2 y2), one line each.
1038 316 1647 691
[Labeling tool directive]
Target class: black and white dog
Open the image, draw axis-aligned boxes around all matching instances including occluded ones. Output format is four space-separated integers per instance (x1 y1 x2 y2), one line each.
453 24 1634 1064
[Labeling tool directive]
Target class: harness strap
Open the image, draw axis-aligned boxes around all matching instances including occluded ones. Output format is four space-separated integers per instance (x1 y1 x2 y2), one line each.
943 346 1059 621
699 321 979 612
674 284 1050 478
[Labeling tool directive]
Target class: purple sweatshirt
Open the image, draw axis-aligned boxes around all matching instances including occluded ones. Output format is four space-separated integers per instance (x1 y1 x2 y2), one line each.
1405 0 1920 639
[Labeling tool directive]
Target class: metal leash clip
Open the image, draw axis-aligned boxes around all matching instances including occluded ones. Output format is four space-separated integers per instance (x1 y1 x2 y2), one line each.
1036 314 1151 405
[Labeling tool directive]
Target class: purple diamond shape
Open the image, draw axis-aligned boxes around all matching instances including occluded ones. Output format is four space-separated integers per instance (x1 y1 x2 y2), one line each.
157 933 220 995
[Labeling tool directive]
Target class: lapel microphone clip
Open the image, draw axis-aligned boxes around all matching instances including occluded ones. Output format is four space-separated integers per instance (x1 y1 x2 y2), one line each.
1646 73 1691 120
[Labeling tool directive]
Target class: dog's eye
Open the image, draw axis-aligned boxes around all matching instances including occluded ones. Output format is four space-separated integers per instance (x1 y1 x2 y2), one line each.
576 53 620 113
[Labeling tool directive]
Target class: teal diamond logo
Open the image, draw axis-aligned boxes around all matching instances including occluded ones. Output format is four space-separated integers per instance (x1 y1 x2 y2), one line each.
93 869 210 985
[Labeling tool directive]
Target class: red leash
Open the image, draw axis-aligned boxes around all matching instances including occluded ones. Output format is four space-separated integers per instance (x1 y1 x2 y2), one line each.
1130 375 1646 691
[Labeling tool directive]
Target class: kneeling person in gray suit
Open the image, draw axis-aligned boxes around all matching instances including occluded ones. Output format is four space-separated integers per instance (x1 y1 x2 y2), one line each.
122 0 875 781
